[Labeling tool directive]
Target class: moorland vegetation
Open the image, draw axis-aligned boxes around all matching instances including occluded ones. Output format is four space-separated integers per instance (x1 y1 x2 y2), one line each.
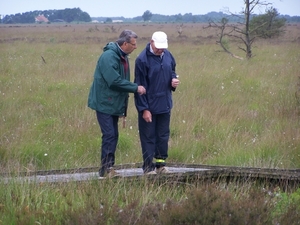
0 23 299 224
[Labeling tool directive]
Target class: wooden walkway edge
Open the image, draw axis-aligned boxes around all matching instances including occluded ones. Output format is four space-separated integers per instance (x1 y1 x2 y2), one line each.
1 163 299 191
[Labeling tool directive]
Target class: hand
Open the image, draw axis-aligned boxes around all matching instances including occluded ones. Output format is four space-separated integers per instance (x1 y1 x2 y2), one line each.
143 110 152 122
137 85 146 95
171 78 180 88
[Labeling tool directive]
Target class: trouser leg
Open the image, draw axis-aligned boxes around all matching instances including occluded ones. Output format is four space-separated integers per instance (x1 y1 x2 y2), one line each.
155 112 170 168
138 112 156 173
96 111 119 176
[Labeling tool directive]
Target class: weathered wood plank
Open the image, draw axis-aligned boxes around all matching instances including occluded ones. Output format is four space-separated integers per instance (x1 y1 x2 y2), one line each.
1 164 299 192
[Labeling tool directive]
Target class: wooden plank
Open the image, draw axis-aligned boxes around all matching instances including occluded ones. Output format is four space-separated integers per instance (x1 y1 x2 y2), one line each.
1 166 211 183
1 163 299 192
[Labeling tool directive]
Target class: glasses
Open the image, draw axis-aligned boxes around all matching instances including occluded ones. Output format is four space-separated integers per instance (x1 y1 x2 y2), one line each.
127 42 137 47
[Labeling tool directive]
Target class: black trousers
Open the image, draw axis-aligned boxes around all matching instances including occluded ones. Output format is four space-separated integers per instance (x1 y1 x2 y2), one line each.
138 112 170 173
96 111 119 176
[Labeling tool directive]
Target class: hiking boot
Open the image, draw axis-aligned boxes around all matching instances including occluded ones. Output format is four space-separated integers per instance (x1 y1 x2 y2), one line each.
99 167 119 178
156 167 171 174
144 170 157 175
106 167 119 178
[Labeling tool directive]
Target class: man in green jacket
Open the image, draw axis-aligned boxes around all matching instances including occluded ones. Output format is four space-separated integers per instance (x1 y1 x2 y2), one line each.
88 30 146 178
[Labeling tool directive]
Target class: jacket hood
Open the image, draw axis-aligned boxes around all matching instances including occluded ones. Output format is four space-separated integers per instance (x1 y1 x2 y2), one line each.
103 42 121 56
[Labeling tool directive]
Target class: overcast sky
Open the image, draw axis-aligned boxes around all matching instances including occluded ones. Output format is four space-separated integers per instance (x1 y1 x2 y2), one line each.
0 0 299 18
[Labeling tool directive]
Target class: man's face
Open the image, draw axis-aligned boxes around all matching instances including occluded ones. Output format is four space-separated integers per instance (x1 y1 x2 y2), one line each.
151 41 165 56
123 38 137 54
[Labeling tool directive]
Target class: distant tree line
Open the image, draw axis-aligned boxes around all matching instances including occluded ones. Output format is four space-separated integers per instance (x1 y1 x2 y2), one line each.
96 12 300 24
1 8 299 24
1 8 91 24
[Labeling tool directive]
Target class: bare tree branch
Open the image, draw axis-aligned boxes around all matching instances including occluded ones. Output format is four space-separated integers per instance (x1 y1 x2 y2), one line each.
204 0 275 59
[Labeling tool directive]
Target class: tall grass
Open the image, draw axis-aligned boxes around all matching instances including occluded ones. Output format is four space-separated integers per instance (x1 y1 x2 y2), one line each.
0 23 300 223
1 176 299 224
1 23 299 172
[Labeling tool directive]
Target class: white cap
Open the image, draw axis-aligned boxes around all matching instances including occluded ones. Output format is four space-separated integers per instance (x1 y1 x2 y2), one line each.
152 31 168 49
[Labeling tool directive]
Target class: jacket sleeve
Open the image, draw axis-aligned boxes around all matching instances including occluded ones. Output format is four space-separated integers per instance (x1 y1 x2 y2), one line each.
170 52 177 91
134 57 149 112
100 52 137 93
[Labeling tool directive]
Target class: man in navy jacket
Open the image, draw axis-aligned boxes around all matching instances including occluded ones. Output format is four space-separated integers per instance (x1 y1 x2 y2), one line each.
134 31 180 174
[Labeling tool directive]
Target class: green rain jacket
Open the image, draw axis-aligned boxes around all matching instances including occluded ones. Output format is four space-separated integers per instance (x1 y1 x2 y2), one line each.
88 42 138 116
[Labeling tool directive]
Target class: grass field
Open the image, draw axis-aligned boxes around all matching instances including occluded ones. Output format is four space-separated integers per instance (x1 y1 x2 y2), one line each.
0 22 300 224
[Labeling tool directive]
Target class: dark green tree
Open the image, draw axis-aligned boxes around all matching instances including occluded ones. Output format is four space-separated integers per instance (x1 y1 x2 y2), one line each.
142 10 153 22
2 15 13 23
2 8 91 24
175 13 183 22
105 18 112 23
250 7 286 38
78 12 91 22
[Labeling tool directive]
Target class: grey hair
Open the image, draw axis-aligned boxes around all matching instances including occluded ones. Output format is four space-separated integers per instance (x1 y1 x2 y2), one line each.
116 30 138 45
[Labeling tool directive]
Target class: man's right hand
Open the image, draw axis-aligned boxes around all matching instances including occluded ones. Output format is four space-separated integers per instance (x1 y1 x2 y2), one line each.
143 110 152 122
137 85 146 95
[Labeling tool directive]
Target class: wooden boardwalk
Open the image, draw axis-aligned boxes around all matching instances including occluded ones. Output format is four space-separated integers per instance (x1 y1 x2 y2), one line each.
2 166 210 183
2 163 300 191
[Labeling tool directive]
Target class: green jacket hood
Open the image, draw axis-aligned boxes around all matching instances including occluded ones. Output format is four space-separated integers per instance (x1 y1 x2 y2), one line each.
103 42 123 57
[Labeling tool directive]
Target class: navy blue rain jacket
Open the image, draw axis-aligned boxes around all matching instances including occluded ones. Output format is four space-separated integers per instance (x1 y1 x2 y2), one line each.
134 43 177 114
